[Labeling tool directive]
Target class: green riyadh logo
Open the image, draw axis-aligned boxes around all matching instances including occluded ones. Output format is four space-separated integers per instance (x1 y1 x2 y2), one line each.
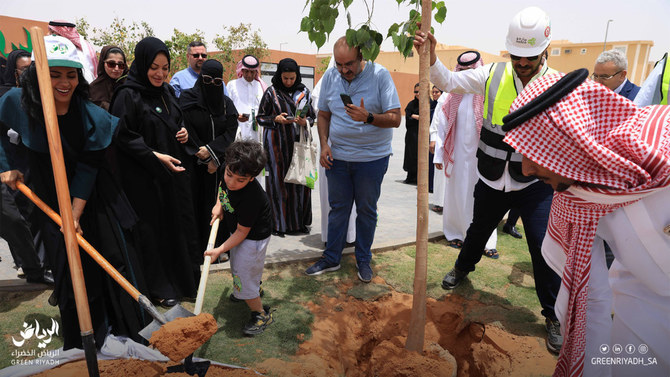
528 38 537 46
0 28 34 58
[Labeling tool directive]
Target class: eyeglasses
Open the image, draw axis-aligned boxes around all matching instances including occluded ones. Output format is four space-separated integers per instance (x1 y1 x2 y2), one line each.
590 71 623 80
202 75 223 86
413 91 419 94
190 53 207 58
105 61 126 69
510 54 541 61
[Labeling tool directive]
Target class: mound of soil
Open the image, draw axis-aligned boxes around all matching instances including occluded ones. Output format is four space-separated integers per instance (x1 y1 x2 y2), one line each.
256 277 556 377
150 313 218 361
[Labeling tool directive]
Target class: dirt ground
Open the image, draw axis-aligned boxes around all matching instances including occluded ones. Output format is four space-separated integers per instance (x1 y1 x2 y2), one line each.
38 276 556 377
256 276 556 377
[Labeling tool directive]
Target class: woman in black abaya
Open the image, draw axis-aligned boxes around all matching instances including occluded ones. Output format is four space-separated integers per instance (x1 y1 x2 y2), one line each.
110 37 200 307
180 59 238 253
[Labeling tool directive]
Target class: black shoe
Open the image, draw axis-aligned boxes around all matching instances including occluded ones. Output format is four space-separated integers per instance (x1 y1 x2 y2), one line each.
545 318 563 354
271 231 285 238
26 270 55 286
503 224 523 239
441 267 468 290
243 305 274 336
230 283 264 302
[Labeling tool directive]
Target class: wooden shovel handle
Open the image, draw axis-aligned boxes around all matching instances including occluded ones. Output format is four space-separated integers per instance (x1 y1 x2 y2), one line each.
194 218 220 315
17 181 142 301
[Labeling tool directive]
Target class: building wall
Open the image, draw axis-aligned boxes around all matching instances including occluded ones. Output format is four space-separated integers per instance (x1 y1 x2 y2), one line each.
0 16 49 58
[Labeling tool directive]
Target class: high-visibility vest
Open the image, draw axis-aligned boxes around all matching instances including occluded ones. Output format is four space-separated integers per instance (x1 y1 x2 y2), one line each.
660 53 669 105
477 61 557 182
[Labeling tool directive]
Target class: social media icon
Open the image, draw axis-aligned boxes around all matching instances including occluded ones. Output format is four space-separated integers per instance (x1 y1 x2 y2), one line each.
600 344 609 354
626 344 635 354
613 344 623 354
638 344 649 355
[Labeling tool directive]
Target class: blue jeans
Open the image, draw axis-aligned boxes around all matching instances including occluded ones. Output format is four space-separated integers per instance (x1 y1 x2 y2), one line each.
323 156 389 266
454 180 561 320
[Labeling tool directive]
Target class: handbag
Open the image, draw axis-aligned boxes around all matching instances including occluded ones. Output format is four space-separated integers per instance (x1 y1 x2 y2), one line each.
284 120 318 189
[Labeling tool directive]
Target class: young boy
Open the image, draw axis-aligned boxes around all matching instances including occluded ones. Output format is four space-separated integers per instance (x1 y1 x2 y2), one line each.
204 140 273 335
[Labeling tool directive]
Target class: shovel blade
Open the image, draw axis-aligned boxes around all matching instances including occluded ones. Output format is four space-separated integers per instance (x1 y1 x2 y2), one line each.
139 304 195 341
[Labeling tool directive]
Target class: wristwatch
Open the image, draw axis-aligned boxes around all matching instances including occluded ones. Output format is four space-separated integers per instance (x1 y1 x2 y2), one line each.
365 112 374 124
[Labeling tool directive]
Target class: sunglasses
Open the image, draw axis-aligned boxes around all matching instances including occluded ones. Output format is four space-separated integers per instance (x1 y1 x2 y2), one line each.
105 61 126 69
202 75 223 86
413 91 419 94
510 54 541 61
191 53 207 58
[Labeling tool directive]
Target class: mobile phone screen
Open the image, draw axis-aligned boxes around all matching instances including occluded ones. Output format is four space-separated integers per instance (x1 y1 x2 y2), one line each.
340 93 353 106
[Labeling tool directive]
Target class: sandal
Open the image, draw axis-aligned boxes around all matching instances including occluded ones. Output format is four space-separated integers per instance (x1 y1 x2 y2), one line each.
448 239 463 248
483 248 499 259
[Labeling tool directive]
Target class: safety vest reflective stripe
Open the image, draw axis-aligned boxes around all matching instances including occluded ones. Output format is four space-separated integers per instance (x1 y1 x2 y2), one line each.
477 140 523 162
660 54 669 105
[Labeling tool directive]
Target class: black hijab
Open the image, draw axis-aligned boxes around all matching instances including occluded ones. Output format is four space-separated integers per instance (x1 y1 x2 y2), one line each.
0 50 31 93
271 58 305 93
0 56 7 85
89 45 128 107
180 59 227 117
121 37 170 97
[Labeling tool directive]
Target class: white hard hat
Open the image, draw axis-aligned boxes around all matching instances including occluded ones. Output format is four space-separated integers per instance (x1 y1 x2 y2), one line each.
505 7 551 57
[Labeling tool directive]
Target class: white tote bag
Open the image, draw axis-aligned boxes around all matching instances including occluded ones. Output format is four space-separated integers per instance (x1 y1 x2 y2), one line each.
284 120 318 189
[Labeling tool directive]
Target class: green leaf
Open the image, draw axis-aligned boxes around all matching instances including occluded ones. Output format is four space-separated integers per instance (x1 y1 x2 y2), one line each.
323 15 336 34
319 5 331 19
370 42 380 61
374 31 383 45
356 28 370 44
346 28 357 47
347 11 352 28
343 0 353 8
387 23 400 38
300 17 313 32
435 6 447 24
314 32 327 48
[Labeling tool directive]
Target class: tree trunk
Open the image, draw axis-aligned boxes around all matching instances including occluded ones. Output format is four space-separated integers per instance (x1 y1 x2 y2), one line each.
405 2 432 353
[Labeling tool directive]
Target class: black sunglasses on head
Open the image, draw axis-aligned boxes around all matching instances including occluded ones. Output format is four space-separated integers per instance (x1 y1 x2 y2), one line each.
510 54 541 61
202 75 223 86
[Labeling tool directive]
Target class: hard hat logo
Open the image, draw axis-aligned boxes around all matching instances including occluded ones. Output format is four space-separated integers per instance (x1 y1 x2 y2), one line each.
505 6 552 57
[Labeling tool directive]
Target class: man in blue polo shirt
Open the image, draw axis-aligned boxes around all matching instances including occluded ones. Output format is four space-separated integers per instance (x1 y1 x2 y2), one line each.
305 36 401 282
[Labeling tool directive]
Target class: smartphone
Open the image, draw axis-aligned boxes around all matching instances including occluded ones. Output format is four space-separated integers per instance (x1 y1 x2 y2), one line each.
242 113 250 118
340 93 353 106
285 116 295 121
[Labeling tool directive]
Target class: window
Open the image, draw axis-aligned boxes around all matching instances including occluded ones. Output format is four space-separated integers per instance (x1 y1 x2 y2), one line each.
551 48 561 56
613 45 627 54
564 49 572 54
580 48 587 55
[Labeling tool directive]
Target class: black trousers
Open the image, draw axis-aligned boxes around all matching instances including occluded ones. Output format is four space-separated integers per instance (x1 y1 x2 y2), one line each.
0 184 43 279
455 179 561 320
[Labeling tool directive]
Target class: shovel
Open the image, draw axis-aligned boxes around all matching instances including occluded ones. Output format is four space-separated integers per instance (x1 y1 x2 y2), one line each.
194 218 220 315
16 182 195 341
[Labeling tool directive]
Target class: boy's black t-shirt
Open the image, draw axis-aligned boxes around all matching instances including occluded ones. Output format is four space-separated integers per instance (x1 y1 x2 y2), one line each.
219 178 272 240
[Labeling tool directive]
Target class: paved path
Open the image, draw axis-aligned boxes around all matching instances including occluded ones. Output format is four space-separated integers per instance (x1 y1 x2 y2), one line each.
0 123 446 289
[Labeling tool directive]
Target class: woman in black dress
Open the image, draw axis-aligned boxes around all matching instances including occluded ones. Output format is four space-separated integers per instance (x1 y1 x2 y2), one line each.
180 59 238 253
110 37 200 307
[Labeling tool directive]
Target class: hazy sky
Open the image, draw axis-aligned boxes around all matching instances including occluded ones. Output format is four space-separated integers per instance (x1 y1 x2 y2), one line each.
2 0 669 62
